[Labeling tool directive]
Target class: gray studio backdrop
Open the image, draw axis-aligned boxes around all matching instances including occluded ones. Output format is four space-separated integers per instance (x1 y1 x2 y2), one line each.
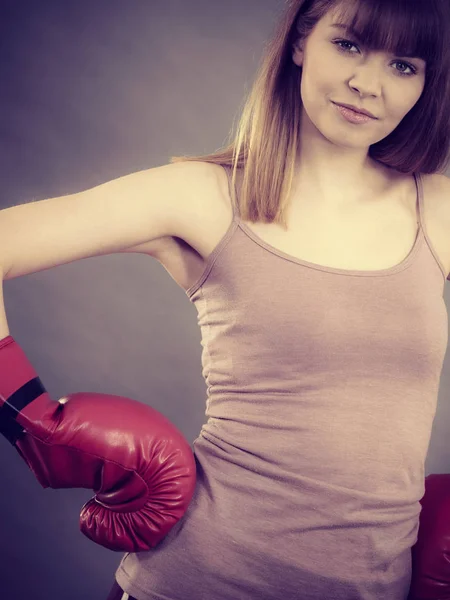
0 2 449 599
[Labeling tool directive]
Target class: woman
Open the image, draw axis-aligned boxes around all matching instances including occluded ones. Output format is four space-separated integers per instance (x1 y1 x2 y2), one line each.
1 0 450 598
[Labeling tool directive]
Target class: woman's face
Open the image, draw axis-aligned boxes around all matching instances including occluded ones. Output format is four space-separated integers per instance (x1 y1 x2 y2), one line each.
292 7 427 150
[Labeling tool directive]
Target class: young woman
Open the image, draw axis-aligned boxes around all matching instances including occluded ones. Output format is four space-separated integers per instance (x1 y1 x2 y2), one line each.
1 0 450 599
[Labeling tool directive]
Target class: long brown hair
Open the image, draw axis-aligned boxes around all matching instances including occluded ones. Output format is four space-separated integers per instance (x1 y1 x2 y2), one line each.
170 0 450 229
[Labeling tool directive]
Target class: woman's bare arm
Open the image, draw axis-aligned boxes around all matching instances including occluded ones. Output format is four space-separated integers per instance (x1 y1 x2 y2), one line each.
0 160 213 281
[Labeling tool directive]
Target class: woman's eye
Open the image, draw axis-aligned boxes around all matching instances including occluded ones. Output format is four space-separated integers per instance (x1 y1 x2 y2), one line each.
333 39 417 77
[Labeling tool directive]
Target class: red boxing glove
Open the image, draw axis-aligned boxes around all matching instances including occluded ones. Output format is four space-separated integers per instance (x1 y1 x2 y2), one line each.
0 336 196 552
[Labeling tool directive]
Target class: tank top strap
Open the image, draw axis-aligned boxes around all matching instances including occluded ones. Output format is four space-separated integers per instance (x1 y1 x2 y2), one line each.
223 165 241 219
413 171 423 229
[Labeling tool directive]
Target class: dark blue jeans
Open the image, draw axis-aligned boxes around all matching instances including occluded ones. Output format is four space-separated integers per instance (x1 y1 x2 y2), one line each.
105 580 138 600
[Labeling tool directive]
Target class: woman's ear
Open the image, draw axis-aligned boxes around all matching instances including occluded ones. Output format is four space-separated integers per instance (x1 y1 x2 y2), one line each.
292 39 304 67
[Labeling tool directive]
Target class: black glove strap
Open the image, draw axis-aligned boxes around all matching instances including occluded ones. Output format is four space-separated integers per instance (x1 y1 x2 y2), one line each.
0 377 47 445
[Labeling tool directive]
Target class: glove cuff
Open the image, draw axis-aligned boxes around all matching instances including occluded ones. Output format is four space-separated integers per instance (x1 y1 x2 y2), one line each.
0 336 51 445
